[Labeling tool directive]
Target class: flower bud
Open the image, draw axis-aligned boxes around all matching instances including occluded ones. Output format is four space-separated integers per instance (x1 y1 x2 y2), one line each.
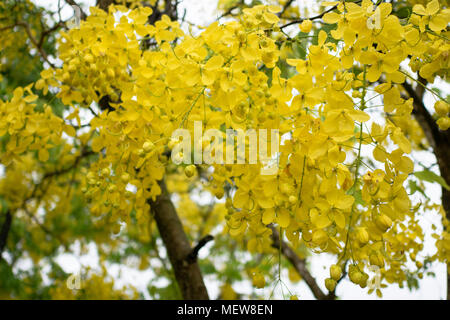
312 229 328 245
215 189 224 199
84 53 94 64
101 167 110 177
356 227 369 245
325 278 336 292
437 117 450 130
299 19 312 33
288 195 297 204
121 173 130 184
434 101 449 117
330 264 342 281
349 270 362 284
375 214 392 232
142 141 155 153
358 272 368 288
185 165 196 178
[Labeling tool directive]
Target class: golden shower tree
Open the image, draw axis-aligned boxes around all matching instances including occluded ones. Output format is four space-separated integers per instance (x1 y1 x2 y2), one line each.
0 0 449 299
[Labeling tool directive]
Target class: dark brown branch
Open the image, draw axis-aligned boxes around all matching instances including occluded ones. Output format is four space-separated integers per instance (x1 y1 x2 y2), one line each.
149 180 209 300
0 211 12 262
186 235 214 263
16 21 55 67
280 3 339 29
402 77 450 299
280 0 362 30
278 0 295 18
402 81 443 150
42 149 94 181
216 0 244 20
269 225 330 300
38 21 65 49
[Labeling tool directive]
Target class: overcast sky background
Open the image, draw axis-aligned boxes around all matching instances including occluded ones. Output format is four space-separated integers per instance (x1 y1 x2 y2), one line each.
28 0 448 299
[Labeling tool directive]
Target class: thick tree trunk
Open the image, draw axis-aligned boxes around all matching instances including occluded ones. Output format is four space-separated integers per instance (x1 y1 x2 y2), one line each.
149 180 209 300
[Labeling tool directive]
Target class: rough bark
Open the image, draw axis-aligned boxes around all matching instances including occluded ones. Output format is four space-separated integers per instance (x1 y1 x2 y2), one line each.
149 181 209 300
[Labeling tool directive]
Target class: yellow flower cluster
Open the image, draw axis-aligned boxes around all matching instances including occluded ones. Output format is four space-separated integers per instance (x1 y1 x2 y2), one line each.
0 0 448 295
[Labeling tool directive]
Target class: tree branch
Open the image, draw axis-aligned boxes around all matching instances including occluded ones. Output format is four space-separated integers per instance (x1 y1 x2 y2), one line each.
402 77 450 299
280 0 362 30
186 235 214 263
402 80 443 150
0 211 12 262
65 0 87 20
278 0 295 18
149 180 209 299
269 225 331 300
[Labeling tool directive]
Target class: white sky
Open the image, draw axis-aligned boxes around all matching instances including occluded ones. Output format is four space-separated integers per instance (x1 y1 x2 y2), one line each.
27 0 448 300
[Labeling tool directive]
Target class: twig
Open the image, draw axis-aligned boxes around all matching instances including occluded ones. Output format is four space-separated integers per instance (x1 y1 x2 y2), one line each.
280 0 362 30
186 235 214 263
278 0 295 18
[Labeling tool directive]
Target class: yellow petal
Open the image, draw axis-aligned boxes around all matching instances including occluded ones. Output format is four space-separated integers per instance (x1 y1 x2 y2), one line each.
38 148 49 162
426 0 439 16
205 55 224 70
323 12 341 24
262 208 275 225
429 15 446 32
263 12 279 24
267 5 281 13
412 4 426 15
310 208 332 228
348 109 370 122
334 211 346 229
277 208 291 228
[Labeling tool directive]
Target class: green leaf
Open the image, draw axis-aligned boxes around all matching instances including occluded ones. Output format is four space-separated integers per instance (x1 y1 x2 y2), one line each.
395 6 412 19
414 170 450 191
408 180 429 199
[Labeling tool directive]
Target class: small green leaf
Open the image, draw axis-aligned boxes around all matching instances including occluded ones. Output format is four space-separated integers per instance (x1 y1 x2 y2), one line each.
408 180 428 199
414 170 450 191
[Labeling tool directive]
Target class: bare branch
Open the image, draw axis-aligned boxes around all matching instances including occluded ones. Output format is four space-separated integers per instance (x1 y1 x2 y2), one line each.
278 0 295 18
186 235 214 263
16 21 55 67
